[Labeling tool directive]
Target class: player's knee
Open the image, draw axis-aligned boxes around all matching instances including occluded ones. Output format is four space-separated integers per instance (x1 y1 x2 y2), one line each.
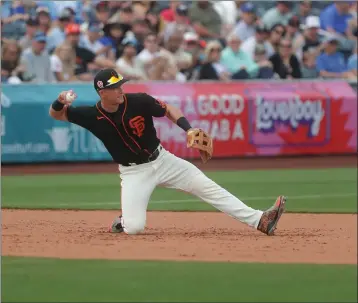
123 219 145 235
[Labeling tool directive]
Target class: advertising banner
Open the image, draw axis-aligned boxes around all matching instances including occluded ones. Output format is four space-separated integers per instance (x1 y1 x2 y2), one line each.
1 81 357 163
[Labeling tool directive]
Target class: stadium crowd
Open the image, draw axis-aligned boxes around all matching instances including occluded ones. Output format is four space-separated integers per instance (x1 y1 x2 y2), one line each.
1 0 357 84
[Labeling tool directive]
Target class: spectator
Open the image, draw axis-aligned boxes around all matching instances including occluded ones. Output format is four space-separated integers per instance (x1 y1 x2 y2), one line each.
320 1 353 35
268 23 286 53
100 22 125 61
146 8 166 36
294 0 320 24
107 5 134 36
137 33 179 80
347 45 357 76
182 32 206 80
253 43 275 74
115 37 147 80
162 3 194 44
80 24 106 56
269 38 302 79
213 0 241 34
64 23 118 81
50 43 78 82
241 24 275 60
221 34 274 79
286 16 303 42
94 1 110 28
36 7 52 35
198 40 231 81
19 17 39 50
132 1 155 20
160 0 180 23
294 16 324 61
231 2 257 42
1 40 25 83
316 36 356 80
20 31 55 83
262 1 293 29
165 31 193 73
189 1 222 40
125 18 151 54
1 0 29 40
301 51 319 78
46 9 72 52
220 34 255 79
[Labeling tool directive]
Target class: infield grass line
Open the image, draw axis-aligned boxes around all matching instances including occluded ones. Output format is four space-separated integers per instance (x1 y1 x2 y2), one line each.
6 192 356 207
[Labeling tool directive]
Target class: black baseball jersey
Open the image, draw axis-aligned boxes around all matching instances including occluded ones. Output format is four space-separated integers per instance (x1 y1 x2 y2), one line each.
65 93 167 165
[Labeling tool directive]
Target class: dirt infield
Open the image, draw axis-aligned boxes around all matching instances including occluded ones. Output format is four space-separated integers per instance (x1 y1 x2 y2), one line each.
2 210 357 264
2 155 357 264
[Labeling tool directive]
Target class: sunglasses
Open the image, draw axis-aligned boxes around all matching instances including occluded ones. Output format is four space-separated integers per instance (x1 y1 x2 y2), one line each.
210 48 221 52
280 44 292 48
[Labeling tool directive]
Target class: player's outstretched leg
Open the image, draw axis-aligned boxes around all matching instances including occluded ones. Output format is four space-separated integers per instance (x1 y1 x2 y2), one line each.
157 150 286 235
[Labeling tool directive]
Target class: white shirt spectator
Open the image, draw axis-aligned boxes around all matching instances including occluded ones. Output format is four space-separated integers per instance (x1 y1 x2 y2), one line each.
21 48 55 83
50 54 72 81
80 36 104 54
213 1 238 27
232 20 256 42
116 57 146 80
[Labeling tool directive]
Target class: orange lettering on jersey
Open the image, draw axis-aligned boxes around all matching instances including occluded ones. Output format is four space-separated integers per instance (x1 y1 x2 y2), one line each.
129 116 145 137
156 99 167 109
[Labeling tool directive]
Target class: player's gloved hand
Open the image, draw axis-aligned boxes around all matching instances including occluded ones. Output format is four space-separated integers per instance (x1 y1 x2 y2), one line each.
186 128 213 164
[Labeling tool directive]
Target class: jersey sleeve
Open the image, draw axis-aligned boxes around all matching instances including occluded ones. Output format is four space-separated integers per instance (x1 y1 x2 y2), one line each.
65 105 93 129
142 93 168 117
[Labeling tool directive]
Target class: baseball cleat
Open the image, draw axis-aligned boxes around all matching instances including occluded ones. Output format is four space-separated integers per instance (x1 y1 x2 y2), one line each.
257 195 286 236
109 216 124 233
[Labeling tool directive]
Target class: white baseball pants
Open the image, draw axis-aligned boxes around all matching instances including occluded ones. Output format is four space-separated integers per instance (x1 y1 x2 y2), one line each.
118 147 263 234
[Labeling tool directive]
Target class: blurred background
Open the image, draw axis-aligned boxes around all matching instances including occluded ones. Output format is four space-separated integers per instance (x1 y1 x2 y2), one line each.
1 0 357 84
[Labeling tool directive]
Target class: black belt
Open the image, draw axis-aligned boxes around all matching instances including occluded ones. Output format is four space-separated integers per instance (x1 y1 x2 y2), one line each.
121 145 163 166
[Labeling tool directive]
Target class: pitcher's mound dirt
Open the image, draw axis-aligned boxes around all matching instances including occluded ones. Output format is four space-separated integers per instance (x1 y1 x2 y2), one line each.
2 210 357 264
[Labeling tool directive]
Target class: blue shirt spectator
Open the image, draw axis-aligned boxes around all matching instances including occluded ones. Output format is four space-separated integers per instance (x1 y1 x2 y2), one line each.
1 0 28 40
315 36 355 80
320 2 353 35
316 51 347 73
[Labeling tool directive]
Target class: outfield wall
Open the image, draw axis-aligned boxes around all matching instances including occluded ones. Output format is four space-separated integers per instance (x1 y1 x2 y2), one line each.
1 80 357 164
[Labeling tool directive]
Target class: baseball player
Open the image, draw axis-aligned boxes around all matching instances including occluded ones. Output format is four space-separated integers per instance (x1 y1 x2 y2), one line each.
49 68 286 235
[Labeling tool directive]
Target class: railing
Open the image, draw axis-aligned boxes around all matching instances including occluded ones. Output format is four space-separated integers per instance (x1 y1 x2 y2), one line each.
1 80 357 164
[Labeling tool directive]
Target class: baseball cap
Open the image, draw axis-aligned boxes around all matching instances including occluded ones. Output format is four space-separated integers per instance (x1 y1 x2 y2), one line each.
305 15 320 29
88 24 102 33
33 31 47 43
94 69 129 92
122 37 137 47
184 32 199 42
65 23 81 35
59 8 72 20
36 6 50 15
324 35 339 44
255 24 269 33
241 2 256 13
176 3 189 16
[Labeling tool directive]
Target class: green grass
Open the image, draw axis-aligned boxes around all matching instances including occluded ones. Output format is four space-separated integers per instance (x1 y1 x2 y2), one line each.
2 168 357 213
2 256 357 303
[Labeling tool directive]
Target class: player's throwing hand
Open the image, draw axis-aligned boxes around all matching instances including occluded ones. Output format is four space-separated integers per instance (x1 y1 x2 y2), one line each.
57 90 77 105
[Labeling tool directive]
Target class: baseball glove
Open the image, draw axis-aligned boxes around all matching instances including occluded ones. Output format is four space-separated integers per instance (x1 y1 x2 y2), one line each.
187 128 213 163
